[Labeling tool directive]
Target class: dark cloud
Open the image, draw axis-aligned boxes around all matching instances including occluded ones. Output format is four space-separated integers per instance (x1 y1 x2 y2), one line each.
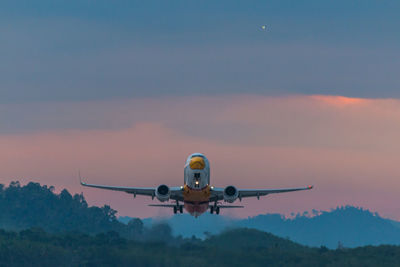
0 0 399 103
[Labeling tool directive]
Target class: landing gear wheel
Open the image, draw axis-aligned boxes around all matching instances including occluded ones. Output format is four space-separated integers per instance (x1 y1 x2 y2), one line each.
210 206 214 214
179 205 183 213
216 207 220 215
173 206 177 214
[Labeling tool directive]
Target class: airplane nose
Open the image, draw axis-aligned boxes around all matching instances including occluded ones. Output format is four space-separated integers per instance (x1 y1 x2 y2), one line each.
189 157 205 170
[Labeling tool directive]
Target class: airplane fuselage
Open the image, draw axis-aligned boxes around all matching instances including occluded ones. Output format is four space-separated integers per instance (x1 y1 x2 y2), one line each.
80 153 313 217
183 153 211 217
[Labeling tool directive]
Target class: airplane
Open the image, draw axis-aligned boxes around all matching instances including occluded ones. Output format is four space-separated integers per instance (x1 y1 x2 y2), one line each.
80 153 313 217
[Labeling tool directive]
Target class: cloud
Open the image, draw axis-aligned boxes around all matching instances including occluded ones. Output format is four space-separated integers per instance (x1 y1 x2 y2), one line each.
1 95 400 219
0 0 399 103
4 94 400 151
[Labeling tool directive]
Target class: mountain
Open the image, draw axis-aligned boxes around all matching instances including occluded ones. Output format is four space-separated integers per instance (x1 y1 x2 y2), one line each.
2 181 400 249
124 206 400 248
0 181 174 242
237 207 400 248
0 181 128 234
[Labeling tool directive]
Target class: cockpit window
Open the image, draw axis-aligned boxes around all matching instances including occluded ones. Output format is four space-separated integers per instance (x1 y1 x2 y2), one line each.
191 154 204 158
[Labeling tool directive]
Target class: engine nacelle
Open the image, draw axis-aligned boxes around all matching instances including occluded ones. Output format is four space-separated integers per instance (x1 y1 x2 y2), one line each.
223 185 239 203
155 184 170 202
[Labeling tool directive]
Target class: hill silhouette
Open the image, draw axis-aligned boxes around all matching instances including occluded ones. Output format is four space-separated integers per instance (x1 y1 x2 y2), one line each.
0 181 125 234
130 208 400 248
0 181 174 242
2 181 400 249
206 228 304 251
0 181 400 265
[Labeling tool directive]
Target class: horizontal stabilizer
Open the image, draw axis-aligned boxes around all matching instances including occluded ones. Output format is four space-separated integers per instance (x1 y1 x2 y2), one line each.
215 205 244 209
149 204 243 209
148 204 182 208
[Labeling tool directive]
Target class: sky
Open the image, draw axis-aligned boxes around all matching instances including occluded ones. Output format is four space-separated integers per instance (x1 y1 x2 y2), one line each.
0 1 400 219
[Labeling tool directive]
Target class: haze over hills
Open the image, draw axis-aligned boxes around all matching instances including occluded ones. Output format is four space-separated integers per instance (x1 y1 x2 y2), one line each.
1 181 399 250
0 180 398 266
121 206 400 249
2 181 400 265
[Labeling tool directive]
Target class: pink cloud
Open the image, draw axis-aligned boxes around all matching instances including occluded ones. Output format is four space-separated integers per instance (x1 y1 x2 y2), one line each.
1 95 400 219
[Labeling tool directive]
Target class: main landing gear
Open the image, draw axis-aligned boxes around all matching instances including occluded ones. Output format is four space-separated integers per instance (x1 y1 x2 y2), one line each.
173 202 183 214
210 206 220 215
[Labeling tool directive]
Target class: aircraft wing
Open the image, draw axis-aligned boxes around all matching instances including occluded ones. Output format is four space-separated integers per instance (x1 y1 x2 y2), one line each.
80 177 183 200
211 185 313 201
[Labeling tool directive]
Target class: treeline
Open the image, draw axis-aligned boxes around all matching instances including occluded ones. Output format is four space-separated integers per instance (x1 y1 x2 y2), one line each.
0 181 167 241
0 227 399 266
1 182 400 266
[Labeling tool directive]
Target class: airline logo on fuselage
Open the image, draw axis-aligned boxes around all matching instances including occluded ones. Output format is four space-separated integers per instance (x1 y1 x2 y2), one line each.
189 156 206 170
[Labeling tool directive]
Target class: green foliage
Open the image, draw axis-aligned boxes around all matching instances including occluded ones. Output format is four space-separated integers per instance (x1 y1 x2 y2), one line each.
205 228 304 251
0 228 398 266
0 182 127 234
0 181 399 266
0 181 172 242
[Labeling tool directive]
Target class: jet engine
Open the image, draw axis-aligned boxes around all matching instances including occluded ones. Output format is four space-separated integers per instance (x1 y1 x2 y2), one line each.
223 185 239 203
155 184 170 202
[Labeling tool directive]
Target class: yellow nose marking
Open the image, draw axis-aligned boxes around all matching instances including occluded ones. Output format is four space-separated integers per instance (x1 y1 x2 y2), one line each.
189 157 205 170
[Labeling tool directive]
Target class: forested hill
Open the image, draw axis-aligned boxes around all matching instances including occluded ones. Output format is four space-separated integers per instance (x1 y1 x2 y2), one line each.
127 208 400 249
139 208 400 248
3 181 400 250
1 181 400 266
0 181 158 240
237 207 400 248
0 181 120 233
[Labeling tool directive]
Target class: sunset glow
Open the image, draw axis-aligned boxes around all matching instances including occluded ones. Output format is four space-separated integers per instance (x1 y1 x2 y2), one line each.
1 95 400 219
311 95 370 107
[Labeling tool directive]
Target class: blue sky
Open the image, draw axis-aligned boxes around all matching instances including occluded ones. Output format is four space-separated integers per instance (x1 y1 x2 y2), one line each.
0 0 399 103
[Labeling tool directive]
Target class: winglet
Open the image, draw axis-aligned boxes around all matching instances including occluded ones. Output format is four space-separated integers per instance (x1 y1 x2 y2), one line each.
79 171 86 186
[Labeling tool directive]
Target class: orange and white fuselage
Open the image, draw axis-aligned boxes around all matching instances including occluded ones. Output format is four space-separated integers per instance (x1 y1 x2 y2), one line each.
183 153 211 217
80 153 313 217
